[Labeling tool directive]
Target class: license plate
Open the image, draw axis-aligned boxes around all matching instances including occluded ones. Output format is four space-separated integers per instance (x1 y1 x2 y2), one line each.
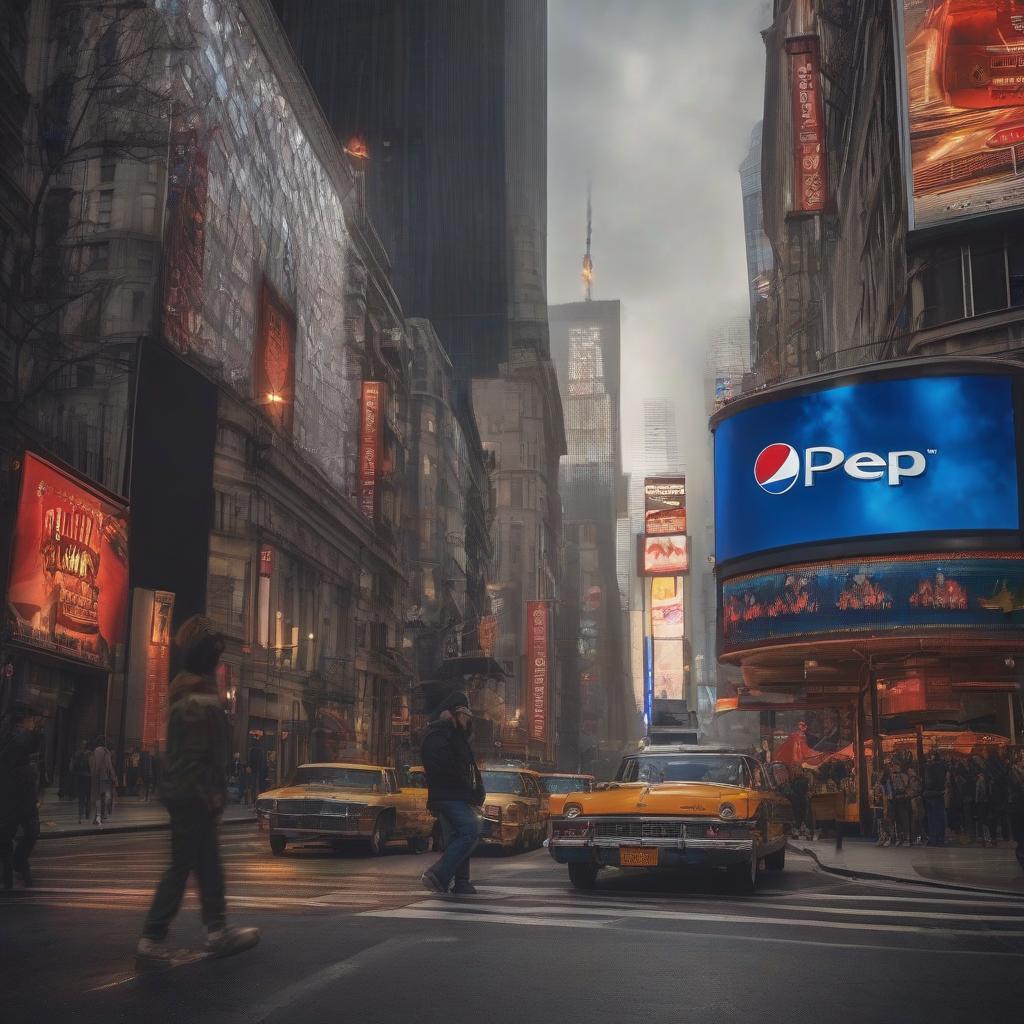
619 846 659 867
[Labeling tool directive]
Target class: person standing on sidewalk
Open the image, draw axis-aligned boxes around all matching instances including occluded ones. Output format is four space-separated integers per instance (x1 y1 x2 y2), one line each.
137 616 260 962
924 749 948 846
419 691 485 896
0 704 44 890
71 740 92 824
1008 750 1024 873
889 759 912 846
89 738 116 826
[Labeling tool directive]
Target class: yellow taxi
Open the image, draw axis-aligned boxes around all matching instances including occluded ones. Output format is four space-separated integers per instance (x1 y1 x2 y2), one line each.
256 762 434 857
479 766 549 853
538 772 595 817
547 747 792 891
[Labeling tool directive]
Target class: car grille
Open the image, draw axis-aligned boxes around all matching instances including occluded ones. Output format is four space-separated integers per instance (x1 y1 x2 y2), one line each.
594 820 685 841
271 812 362 832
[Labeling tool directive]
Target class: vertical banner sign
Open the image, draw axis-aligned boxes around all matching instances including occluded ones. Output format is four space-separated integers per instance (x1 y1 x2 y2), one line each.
143 591 175 750
258 545 273 648
786 36 828 215
526 601 549 743
358 381 385 522
478 615 497 658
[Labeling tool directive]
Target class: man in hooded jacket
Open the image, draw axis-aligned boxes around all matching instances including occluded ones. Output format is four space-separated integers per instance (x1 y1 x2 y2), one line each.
137 616 259 962
420 691 485 895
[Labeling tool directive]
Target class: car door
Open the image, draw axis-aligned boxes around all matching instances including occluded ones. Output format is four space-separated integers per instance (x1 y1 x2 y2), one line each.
522 774 543 829
384 770 413 836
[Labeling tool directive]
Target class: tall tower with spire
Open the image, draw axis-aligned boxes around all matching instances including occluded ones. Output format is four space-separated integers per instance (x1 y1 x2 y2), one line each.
582 182 594 302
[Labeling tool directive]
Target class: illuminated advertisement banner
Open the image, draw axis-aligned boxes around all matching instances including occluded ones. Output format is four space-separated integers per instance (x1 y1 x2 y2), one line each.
358 381 385 522
640 534 689 576
142 590 174 751
786 36 828 215
644 477 687 535
6 454 129 669
898 1 1024 228
721 553 1024 653
652 640 685 701
256 280 296 434
650 576 685 639
714 373 1019 564
526 601 549 743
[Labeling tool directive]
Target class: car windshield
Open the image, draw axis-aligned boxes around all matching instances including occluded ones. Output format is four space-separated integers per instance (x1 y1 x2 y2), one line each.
290 767 382 791
635 756 746 787
483 771 525 795
541 776 593 794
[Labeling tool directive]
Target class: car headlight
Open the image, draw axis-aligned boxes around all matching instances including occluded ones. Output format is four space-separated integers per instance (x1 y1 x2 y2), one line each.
719 802 737 819
484 803 502 820
564 803 583 818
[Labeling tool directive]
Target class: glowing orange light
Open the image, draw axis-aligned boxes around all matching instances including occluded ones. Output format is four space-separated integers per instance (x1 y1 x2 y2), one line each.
344 136 369 161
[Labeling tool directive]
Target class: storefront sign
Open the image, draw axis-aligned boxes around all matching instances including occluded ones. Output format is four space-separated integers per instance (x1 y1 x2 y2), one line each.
358 381 385 522
644 477 687 535
786 36 828 215
255 279 296 434
526 601 549 743
6 454 129 670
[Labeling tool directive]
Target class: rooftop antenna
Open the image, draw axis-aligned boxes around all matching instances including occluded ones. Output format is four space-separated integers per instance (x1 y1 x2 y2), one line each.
582 180 593 302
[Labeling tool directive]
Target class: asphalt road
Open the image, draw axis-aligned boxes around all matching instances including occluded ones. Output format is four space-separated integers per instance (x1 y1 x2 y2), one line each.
3 823 1024 1024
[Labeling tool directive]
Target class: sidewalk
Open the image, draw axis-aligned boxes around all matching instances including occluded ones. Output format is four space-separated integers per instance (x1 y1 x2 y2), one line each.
37 796 256 838
791 836 1024 896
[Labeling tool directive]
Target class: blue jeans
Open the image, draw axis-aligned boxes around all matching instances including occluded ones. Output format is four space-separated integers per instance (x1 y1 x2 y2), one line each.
429 801 481 888
925 797 946 846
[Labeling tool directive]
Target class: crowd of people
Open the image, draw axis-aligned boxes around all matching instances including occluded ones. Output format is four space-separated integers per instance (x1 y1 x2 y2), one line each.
872 747 1024 863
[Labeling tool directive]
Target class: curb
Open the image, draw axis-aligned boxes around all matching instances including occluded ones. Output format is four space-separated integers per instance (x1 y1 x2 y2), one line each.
789 841 1024 900
41 816 257 840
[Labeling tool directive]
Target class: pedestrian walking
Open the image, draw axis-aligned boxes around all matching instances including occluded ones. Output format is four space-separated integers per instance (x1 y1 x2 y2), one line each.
137 616 260 963
907 764 925 845
89 738 116 825
889 759 912 846
1009 750 1024 874
924 749 947 846
974 760 996 847
419 691 485 896
71 740 92 824
141 747 154 803
0 704 44 890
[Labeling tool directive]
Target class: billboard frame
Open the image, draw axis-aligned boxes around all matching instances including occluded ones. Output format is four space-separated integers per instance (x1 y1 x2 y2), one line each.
710 356 1024 578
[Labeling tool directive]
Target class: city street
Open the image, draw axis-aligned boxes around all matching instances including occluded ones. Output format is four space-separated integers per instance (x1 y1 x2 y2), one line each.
2 825 1024 1023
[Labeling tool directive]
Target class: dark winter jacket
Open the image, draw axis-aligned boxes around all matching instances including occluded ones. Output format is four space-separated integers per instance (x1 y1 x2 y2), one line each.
0 725 42 822
924 759 947 800
420 719 485 809
160 671 231 814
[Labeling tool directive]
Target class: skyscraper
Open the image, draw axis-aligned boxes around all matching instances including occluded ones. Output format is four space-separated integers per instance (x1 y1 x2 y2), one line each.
739 121 773 366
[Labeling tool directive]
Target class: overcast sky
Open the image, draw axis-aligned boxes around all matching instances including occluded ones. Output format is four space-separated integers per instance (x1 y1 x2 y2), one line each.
548 0 770 477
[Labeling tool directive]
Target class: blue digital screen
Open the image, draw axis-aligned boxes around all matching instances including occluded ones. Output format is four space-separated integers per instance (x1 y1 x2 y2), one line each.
714 375 1020 564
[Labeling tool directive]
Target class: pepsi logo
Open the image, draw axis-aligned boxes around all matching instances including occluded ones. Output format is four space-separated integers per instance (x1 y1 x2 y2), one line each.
754 443 800 494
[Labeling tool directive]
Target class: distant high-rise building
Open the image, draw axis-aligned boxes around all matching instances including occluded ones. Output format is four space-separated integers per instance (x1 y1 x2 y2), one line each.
705 316 751 415
739 121 773 367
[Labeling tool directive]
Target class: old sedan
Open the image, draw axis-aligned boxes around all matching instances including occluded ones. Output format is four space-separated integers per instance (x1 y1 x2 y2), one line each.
257 763 434 857
547 748 792 892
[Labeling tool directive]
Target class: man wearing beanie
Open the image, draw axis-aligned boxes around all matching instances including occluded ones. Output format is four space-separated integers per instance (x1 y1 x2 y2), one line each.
137 616 260 962
420 690 486 895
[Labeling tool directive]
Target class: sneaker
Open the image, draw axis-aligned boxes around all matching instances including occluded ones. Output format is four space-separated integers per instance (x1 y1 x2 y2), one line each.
205 925 261 958
94 816 102 826
420 870 447 894
451 880 478 895
136 937 175 962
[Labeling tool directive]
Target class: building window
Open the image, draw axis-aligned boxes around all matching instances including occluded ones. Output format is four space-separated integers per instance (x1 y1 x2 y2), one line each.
84 242 109 271
140 194 156 234
510 478 523 509
131 290 145 322
97 190 113 229
100 151 116 183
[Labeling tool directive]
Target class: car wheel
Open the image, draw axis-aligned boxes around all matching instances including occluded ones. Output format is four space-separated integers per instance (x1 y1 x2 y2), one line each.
728 848 759 894
368 815 390 856
269 834 287 857
407 835 429 854
764 845 786 872
568 862 600 890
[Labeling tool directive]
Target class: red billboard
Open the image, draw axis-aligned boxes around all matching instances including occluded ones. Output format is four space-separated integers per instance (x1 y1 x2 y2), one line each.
526 601 549 743
6 454 129 670
358 381 386 521
898 1 1024 228
255 279 296 434
786 36 828 215
640 534 689 576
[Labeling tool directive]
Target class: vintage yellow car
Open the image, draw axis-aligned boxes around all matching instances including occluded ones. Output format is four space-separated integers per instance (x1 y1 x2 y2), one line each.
256 762 434 857
548 748 792 891
539 772 595 817
479 767 549 853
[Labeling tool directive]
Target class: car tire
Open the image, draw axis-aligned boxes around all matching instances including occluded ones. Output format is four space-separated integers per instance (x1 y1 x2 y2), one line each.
269 834 287 857
728 849 759 894
764 845 786 872
407 836 429 854
368 815 390 856
568 862 600 890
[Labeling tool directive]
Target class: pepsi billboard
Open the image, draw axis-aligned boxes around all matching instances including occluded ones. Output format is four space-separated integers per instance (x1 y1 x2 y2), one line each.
714 372 1020 566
